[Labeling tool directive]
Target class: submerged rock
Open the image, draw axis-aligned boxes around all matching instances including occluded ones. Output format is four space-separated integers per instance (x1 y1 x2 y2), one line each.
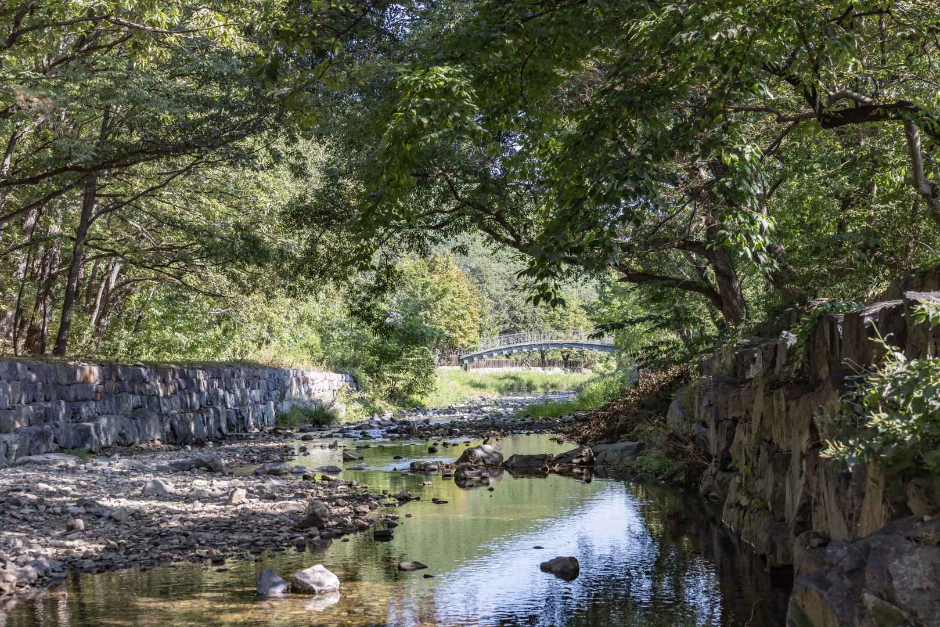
398 561 428 571
257 569 288 596
342 450 362 462
539 556 580 581
290 564 340 594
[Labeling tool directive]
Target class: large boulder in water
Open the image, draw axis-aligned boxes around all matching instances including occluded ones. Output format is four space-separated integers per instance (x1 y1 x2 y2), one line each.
503 454 551 475
291 564 340 594
540 556 580 581
455 440 503 466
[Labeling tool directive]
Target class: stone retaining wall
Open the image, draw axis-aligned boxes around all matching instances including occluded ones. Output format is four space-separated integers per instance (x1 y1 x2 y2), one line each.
667 284 940 625
0 362 355 466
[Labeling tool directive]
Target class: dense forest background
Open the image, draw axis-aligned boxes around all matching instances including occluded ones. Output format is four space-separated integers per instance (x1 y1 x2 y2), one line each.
2 1 940 406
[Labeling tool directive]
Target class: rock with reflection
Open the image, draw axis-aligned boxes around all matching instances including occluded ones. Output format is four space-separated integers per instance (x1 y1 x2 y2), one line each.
539 556 580 581
454 464 503 489
552 446 594 466
409 460 441 473
256 568 288 596
291 564 340 595
305 590 340 611
455 439 503 466
503 453 551 475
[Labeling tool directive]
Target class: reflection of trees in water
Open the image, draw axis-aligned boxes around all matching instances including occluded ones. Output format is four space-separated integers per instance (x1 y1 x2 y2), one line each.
516 482 790 627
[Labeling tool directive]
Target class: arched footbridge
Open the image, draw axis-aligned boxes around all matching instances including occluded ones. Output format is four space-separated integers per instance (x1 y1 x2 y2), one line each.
458 331 618 364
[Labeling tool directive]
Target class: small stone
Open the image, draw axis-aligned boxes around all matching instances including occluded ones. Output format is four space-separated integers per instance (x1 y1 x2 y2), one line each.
229 488 247 505
67 518 85 532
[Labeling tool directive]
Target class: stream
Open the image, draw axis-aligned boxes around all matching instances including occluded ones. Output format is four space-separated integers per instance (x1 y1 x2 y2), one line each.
4 398 792 627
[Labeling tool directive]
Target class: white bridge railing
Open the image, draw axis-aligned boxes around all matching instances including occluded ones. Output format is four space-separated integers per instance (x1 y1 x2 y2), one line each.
458 330 614 357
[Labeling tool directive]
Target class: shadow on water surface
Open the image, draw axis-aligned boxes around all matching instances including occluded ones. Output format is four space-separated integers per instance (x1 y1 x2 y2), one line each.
4 434 790 627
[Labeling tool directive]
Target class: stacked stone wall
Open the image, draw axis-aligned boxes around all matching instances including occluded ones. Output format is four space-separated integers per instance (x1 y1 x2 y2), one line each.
0 362 355 466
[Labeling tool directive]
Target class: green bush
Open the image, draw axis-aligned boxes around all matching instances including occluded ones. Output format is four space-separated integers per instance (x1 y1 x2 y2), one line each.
275 404 339 428
822 343 940 475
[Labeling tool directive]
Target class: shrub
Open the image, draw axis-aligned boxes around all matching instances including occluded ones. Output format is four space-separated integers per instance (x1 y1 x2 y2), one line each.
822 345 940 475
275 404 338 428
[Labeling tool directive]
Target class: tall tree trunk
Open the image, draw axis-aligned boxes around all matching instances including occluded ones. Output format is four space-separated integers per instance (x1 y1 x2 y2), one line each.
53 173 97 356
24 214 63 355
707 247 747 326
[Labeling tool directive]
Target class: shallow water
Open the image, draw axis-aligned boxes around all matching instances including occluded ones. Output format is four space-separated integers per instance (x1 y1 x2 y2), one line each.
5 434 791 627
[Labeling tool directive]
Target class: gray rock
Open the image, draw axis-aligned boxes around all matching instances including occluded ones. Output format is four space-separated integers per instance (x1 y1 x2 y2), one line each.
539 556 580 581
315 465 342 474
66 518 84 532
290 564 339 594
503 453 551 472
141 479 175 495
229 488 247 505
167 453 226 473
297 500 331 530
262 463 292 476
12 453 81 468
257 568 288 596
342 450 362 462
409 460 440 473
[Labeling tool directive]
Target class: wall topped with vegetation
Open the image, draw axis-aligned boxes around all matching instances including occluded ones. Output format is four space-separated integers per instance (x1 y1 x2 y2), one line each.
0 362 355 467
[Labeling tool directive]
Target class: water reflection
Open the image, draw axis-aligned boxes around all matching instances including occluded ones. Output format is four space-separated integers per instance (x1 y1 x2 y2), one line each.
4 435 790 627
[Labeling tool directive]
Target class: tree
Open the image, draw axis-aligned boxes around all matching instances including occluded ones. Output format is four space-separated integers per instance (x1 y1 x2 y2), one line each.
296 0 940 330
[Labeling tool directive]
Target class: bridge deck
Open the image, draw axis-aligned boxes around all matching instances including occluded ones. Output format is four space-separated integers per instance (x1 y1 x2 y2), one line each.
458 331 616 364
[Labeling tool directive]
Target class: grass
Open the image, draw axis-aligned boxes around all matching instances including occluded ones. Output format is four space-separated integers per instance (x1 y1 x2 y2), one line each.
424 369 599 408
516 374 628 419
274 403 339 428
60 447 94 460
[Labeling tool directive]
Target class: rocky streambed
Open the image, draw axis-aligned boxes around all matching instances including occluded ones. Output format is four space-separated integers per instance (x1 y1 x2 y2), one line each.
0 394 791 626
